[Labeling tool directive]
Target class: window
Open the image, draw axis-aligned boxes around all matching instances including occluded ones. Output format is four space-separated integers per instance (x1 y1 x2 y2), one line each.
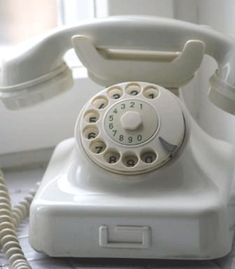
0 0 58 45
0 0 96 66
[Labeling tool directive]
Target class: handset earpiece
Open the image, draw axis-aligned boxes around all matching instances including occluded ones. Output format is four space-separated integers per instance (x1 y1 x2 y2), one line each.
0 61 73 110
0 33 74 110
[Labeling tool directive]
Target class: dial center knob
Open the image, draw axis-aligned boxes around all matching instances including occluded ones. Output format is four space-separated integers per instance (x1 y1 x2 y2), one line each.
120 111 142 131
104 99 159 146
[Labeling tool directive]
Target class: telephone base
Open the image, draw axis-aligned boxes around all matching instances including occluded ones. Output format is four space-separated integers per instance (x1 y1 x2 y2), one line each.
29 134 235 260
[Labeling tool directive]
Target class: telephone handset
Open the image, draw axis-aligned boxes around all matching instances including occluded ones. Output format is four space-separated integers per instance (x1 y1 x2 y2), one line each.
1 16 235 112
1 16 235 264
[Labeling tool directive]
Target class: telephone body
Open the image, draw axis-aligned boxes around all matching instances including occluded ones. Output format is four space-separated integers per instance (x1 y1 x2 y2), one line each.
1 16 235 260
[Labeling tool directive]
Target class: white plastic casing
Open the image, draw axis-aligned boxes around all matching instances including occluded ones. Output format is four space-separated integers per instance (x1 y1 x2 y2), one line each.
29 84 235 260
0 62 73 110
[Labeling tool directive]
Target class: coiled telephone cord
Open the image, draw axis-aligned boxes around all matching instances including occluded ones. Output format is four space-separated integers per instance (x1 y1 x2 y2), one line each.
0 170 38 269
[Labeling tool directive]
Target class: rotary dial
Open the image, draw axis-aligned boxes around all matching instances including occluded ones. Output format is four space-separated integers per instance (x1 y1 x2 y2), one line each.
75 82 186 175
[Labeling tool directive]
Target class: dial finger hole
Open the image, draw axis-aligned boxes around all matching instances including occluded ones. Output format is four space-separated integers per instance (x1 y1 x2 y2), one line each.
92 96 109 109
122 153 139 167
83 126 99 140
104 149 121 164
143 86 159 99
84 110 99 123
108 87 123 99
125 83 141 96
140 150 157 164
90 140 106 154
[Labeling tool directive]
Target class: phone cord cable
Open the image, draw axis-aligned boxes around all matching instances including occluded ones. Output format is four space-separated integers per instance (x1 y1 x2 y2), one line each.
0 169 38 269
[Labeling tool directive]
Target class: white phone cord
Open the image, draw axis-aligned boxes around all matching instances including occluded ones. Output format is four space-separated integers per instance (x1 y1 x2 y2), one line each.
0 169 38 269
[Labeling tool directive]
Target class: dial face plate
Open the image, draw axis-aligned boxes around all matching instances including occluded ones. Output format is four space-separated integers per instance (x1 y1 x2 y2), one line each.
104 100 159 146
75 82 186 175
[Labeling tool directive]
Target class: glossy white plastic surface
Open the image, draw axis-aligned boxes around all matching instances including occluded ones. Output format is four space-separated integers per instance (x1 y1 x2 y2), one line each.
72 36 205 87
29 103 235 259
4 15 235 261
1 16 235 112
0 64 73 110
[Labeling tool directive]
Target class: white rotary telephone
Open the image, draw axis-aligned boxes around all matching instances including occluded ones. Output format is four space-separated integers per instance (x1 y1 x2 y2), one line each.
1 16 235 265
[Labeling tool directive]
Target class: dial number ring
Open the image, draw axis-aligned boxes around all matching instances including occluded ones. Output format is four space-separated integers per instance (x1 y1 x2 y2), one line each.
104 100 159 146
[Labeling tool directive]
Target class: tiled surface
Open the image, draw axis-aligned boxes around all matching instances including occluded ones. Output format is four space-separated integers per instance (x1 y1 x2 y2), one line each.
0 165 234 269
